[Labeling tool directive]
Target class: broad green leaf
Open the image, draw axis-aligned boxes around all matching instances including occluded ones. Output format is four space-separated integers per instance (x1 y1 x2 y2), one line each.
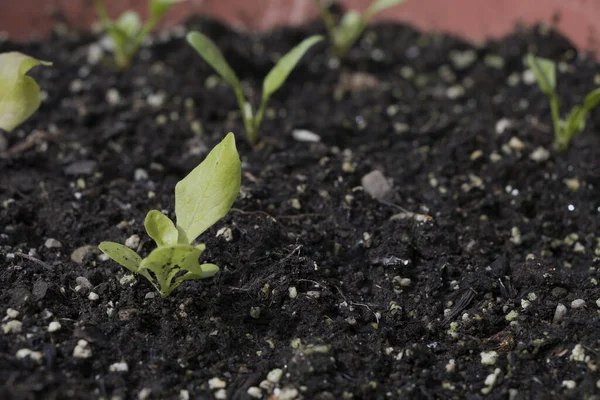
583 88 600 111
115 11 142 37
261 36 323 104
98 241 142 273
186 31 242 91
563 105 587 138
144 210 179 246
526 54 556 96
365 0 408 21
334 11 363 49
150 0 184 19
0 52 51 132
171 263 219 290
175 132 241 243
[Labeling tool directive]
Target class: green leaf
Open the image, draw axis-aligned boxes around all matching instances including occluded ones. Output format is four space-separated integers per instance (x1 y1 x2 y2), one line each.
150 0 184 19
98 241 142 274
171 263 219 290
186 31 242 92
144 210 179 246
0 52 52 132
563 105 587 139
139 244 216 296
175 132 241 243
526 54 556 96
365 0 408 21
333 11 363 50
261 35 323 106
583 88 600 111
115 11 142 37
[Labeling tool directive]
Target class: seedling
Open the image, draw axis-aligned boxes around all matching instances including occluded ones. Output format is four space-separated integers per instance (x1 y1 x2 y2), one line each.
94 0 185 69
0 52 51 132
99 133 241 297
186 32 323 145
315 0 407 60
526 54 600 152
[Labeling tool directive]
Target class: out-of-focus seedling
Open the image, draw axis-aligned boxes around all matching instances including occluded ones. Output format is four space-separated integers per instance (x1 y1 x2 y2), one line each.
0 52 51 132
94 0 185 69
186 32 323 145
526 54 600 152
314 0 407 60
99 133 241 297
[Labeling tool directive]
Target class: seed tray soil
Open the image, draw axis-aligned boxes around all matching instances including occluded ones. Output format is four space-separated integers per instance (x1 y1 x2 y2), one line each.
1 13 600 400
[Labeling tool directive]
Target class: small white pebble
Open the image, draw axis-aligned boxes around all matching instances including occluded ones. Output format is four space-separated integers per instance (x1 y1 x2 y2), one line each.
288 287 297 299
106 88 121 105
267 368 283 383
208 377 227 390
570 344 586 362
562 380 576 389
495 118 512 134
134 168 149 181
109 361 129 372
2 320 22 334
553 303 567 323
138 388 152 400
16 348 43 363
6 308 19 319
571 299 586 309
48 321 61 332
73 339 92 359
484 372 497 386
214 389 227 400
292 129 320 143
529 146 550 162
44 238 62 248
88 292 99 301
277 387 299 400
480 351 499 365
508 136 525 151
247 386 262 398
125 234 140 249
216 227 233 242
179 390 190 400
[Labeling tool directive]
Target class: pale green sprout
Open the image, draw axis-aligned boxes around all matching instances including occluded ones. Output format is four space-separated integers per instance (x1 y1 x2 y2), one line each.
94 0 185 69
315 0 407 60
0 52 51 132
526 54 600 152
186 32 323 145
99 133 241 297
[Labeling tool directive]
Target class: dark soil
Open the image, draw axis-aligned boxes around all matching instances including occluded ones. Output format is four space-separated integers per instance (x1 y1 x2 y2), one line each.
1 11 600 400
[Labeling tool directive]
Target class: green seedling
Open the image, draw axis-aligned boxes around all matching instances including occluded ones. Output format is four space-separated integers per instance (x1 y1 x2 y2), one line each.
99 133 241 297
186 32 323 145
526 54 600 152
94 0 185 69
0 52 51 132
315 0 407 60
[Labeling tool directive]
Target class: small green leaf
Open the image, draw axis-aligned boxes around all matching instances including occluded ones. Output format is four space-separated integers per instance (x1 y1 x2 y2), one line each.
261 35 323 105
98 241 142 274
186 31 242 92
0 52 52 132
150 0 184 19
115 11 142 37
526 54 556 96
333 11 363 50
365 0 407 20
171 263 219 289
583 88 600 111
563 105 587 138
175 132 241 243
144 210 179 246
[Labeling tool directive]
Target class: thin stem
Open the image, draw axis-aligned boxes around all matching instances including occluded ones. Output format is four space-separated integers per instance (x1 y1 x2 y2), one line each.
549 95 564 151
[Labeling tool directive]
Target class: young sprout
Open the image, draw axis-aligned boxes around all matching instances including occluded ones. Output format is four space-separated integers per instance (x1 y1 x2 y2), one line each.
99 133 241 297
526 54 600 152
186 32 323 145
315 0 407 60
94 0 185 69
0 52 51 132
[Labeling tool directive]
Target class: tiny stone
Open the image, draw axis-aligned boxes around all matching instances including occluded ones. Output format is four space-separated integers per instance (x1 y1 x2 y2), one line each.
214 389 227 399
508 137 525 151
495 118 512 134
267 368 283 383
134 168 149 181
120 275 135 285
571 299 586 309
138 388 152 400
446 85 465 99
2 320 22 334
125 234 140 249
145 292 156 299
562 380 576 389
289 199 301 210
522 69 536 85
529 146 550 162
247 386 262 399
288 287 297 299
505 310 518 321
470 150 483 160
209 377 227 390
6 308 19 319
73 339 92 359
399 278 411 287
278 387 299 400
553 303 567 323
71 246 97 264
106 88 121 105
15 349 43 364
216 227 233 242
109 361 129 372
361 170 393 201
481 351 498 365
44 238 62 248
48 321 61 332
88 292 99 301
87 44 103 64
570 344 586 362
75 276 93 289
180 390 190 400
573 242 585 254
292 129 320 143
64 160 98 176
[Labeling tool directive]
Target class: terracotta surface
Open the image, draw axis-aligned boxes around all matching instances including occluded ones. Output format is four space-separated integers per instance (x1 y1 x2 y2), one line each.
2 0 599 54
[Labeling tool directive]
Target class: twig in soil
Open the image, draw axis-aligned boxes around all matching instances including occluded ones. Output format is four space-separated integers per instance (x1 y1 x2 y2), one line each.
0 129 58 158
14 252 53 270
442 287 477 326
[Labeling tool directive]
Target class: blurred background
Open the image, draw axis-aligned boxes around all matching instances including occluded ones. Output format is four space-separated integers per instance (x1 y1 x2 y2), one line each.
2 0 599 55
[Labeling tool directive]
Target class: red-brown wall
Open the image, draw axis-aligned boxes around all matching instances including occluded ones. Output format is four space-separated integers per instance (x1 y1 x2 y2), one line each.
2 0 600 54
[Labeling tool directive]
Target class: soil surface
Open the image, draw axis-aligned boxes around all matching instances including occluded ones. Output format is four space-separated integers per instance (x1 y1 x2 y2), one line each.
1 10 600 400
